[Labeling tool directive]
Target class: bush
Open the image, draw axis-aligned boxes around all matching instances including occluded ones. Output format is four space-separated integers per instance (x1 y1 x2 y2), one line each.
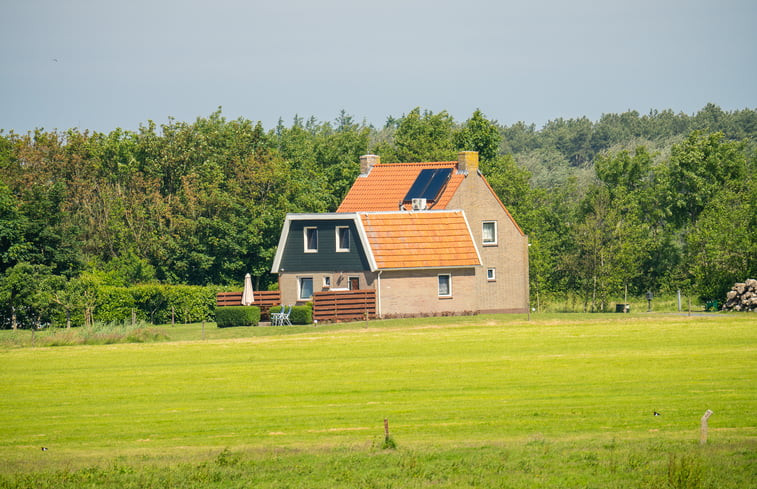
215 306 260 328
94 284 220 325
268 305 312 325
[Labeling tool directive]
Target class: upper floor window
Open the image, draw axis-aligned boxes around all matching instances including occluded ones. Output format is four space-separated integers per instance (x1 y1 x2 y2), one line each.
336 226 350 252
482 221 497 245
304 227 318 252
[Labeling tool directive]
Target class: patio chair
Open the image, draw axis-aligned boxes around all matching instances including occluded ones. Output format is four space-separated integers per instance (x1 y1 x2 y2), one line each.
281 305 293 326
270 305 284 326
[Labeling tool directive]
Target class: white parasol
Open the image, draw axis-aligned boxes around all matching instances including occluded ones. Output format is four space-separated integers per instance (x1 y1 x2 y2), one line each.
241 273 255 306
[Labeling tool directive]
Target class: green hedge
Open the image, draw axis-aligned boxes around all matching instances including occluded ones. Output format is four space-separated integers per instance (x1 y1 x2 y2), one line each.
94 285 220 325
269 305 312 325
215 306 260 327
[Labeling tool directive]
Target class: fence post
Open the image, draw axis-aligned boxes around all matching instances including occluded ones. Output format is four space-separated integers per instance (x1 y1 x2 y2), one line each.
700 409 713 444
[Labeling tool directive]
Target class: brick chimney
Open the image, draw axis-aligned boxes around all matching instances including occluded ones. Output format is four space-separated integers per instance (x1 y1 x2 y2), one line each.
457 151 479 174
360 154 380 175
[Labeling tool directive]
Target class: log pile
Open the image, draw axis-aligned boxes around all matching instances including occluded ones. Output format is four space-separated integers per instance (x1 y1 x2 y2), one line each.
722 279 757 312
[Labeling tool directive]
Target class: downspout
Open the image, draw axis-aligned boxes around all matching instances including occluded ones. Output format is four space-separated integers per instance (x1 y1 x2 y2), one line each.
376 271 382 318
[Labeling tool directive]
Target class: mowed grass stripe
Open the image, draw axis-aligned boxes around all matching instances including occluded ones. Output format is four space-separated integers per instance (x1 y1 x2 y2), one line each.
0 314 754 468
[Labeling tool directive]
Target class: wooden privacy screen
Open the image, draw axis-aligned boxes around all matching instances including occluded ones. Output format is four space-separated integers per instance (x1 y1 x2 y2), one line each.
215 290 281 321
313 289 376 323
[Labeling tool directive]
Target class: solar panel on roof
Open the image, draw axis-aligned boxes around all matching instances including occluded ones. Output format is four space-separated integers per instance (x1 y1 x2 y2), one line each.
403 169 435 202
403 168 452 203
420 168 452 201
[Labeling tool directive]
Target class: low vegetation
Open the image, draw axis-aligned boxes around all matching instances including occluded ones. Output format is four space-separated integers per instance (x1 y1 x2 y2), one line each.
0 314 754 487
215 305 260 327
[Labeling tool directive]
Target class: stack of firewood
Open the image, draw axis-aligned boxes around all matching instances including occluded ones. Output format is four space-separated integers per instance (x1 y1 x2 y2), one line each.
722 279 757 312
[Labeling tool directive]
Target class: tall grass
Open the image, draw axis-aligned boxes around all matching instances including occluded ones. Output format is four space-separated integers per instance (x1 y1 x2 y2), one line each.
536 292 704 313
0 320 168 348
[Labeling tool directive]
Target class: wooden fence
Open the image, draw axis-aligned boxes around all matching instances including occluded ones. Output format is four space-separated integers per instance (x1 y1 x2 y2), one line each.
216 290 281 321
312 289 376 323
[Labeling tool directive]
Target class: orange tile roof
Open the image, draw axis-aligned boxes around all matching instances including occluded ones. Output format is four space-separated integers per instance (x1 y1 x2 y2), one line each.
337 162 465 212
359 211 481 269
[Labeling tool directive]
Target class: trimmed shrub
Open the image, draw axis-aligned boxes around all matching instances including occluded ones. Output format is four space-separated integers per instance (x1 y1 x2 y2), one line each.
92 284 220 325
215 306 260 327
269 305 312 325
96 287 137 323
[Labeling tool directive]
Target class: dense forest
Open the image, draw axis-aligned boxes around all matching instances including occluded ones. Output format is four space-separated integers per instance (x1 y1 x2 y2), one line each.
1 103 755 328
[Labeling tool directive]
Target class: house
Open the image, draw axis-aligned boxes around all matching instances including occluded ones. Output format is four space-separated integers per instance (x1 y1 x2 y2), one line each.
270 151 529 317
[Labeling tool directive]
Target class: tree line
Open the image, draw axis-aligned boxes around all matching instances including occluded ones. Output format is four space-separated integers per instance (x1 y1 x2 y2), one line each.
1 104 755 327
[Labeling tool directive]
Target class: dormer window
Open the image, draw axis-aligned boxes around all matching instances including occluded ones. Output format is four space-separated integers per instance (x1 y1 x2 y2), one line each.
336 226 350 252
304 227 318 252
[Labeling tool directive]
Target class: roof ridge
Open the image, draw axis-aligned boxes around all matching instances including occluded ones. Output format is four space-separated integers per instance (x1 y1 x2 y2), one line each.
358 209 463 216
377 161 456 166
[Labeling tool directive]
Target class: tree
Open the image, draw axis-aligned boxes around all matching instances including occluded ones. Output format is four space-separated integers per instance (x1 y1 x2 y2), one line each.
662 131 749 228
377 107 457 162
0 263 55 329
685 181 756 300
0 182 30 273
454 109 501 162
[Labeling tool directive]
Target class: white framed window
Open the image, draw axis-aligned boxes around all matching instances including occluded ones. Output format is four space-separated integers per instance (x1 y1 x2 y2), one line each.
304 227 318 252
438 274 452 297
323 276 331 288
299 277 313 300
482 221 497 245
336 226 350 252
487 268 496 281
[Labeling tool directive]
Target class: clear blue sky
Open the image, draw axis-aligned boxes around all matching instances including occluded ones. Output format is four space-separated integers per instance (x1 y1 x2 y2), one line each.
2 0 756 133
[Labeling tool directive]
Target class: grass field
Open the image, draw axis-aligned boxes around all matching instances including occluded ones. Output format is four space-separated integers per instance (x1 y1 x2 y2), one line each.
1 313 755 488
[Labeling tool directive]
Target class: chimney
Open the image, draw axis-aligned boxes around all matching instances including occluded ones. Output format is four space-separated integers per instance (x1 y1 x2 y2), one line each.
457 151 479 174
360 154 380 175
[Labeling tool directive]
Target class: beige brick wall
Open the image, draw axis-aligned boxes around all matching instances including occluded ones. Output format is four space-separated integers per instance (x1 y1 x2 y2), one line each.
448 172 529 313
377 268 477 317
279 271 377 305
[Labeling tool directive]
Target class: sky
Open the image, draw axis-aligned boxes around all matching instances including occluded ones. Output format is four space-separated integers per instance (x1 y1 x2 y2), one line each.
1 0 756 134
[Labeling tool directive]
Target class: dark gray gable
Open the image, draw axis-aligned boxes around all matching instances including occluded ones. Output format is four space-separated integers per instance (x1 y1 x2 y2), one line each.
279 219 370 272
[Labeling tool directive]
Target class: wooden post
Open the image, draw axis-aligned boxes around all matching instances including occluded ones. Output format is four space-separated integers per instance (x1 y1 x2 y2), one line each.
131 308 136 326
700 409 713 444
171 306 175 326
384 418 389 439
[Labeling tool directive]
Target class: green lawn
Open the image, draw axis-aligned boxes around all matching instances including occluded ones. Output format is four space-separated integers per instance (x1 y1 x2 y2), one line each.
0 313 755 487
